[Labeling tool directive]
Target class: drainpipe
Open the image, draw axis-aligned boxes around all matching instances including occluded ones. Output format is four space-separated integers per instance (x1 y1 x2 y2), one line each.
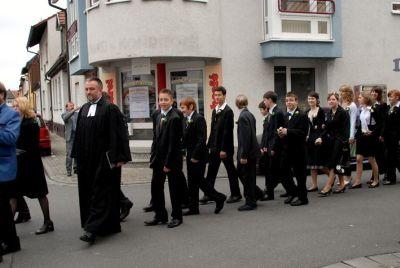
48 0 71 101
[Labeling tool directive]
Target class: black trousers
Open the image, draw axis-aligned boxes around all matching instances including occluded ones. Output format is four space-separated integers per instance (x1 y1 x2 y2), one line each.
237 158 257 207
282 154 308 201
151 165 184 221
264 153 290 197
187 158 223 211
385 140 400 182
0 181 20 248
206 151 241 197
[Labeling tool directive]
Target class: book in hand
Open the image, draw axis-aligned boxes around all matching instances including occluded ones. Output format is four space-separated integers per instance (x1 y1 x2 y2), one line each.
105 151 116 169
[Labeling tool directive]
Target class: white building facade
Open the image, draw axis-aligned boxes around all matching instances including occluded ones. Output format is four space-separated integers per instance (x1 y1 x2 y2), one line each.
83 0 400 147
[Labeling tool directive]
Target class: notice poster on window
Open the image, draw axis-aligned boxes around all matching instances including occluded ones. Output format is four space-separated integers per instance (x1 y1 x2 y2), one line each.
176 83 199 111
129 86 150 119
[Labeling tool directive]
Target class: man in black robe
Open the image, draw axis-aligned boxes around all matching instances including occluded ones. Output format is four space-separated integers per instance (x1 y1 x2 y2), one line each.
72 77 131 243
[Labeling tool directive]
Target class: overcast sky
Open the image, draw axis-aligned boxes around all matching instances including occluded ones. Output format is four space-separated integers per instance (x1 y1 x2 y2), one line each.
0 1 66 90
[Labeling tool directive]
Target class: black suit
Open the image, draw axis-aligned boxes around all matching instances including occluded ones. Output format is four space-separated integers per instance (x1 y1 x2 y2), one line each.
183 112 224 211
206 105 241 197
372 102 388 175
237 108 260 207
262 105 289 197
150 108 185 221
280 108 309 202
383 105 400 182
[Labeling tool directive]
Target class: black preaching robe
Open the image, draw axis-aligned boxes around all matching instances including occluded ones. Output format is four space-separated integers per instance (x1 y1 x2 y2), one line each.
71 97 131 235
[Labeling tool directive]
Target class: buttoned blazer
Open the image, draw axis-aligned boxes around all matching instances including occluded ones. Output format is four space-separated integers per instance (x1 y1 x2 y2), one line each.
0 104 21 182
281 108 309 156
183 111 208 161
237 108 260 160
207 105 235 156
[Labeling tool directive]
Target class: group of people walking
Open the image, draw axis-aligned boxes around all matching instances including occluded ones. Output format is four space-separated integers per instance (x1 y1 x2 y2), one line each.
1 77 400 256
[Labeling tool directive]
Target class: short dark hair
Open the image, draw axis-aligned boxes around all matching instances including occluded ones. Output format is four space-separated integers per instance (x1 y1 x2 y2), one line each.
159 88 174 98
214 86 227 95
286 91 298 100
258 101 266 109
263 91 277 103
308 91 319 100
0 82 6 99
86 77 103 89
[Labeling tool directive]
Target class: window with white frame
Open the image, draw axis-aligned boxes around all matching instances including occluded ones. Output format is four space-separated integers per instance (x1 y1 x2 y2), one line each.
89 0 99 6
69 0 77 27
69 34 79 59
263 0 334 41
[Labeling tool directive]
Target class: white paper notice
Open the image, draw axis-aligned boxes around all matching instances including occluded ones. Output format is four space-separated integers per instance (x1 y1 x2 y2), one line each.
131 58 151 75
129 86 150 119
176 83 199 111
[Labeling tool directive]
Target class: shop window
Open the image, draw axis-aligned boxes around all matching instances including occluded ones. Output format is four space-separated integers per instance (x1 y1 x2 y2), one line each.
121 71 156 123
170 70 204 115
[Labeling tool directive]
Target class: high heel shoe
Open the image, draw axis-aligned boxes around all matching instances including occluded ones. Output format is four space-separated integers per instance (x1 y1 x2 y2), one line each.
333 186 346 194
368 182 380 188
318 189 332 197
35 221 54 235
14 212 31 224
349 184 362 189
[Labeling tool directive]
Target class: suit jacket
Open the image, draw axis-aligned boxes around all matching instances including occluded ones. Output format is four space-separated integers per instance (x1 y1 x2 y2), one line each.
267 105 286 154
237 108 260 160
281 108 309 159
355 106 382 138
0 103 21 182
207 105 235 156
61 110 77 142
183 111 208 161
150 107 183 170
320 105 350 144
383 105 400 144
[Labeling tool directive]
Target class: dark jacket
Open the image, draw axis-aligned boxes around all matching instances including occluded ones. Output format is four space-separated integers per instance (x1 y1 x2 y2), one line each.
281 108 309 158
237 108 260 160
320 105 350 144
207 104 235 156
383 105 400 144
150 107 183 170
268 105 286 154
183 111 208 161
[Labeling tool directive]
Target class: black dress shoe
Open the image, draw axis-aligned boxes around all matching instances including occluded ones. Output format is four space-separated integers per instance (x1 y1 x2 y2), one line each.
14 212 31 224
143 205 154 213
226 195 242 204
290 199 309 206
0 238 21 255
199 195 212 205
383 180 396 185
214 194 227 214
67 172 72 177
238 204 256 211
35 221 54 235
167 219 182 228
79 231 96 244
120 200 133 221
280 192 289 198
182 209 199 216
144 218 168 226
284 196 295 204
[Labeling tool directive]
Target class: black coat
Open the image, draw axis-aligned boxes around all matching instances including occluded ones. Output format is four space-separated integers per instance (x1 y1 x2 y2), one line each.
207 105 235 156
183 112 208 161
16 117 47 198
320 105 350 144
237 108 260 160
355 106 382 139
150 107 183 170
268 105 286 153
281 108 309 160
383 105 400 145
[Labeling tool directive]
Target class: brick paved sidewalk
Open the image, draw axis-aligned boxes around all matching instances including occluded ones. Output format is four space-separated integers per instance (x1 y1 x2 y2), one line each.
42 133 227 185
322 252 400 268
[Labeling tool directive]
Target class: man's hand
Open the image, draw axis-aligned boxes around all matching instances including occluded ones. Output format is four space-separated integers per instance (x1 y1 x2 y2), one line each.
240 158 248 165
315 138 322 145
116 162 125 168
163 166 171 173
190 158 199 163
220 151 227 159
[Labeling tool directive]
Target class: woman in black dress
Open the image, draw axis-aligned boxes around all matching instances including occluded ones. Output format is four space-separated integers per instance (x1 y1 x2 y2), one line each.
369 86 387 183
11 97 54 235
305 92 329 192
316 92 350 196
352 91 380 188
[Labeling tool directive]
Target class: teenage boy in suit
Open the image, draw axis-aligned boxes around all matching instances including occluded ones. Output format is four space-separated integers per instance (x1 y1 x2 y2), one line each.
235 95 261 211
179 97 227 215
202 86 242 204
145 89 185 228
277 92 309 206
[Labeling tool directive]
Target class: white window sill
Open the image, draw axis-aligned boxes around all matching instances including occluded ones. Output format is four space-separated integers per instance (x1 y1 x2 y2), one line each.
84 3 99 13
260 37 334 44
106 0 131 5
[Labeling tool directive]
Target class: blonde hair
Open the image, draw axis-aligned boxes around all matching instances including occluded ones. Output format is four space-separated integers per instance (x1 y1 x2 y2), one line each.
14 97 36 118
360 91 373 106
235 94 248 109
339 85 354 103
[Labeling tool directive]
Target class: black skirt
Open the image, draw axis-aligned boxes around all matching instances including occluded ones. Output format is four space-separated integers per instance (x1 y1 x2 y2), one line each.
356 134 378 157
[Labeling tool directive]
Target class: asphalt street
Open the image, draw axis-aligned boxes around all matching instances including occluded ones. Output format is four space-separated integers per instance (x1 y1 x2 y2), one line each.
2 174 400 268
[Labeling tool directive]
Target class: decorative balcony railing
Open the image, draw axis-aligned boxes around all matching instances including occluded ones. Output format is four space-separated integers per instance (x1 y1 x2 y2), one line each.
278 0 335 15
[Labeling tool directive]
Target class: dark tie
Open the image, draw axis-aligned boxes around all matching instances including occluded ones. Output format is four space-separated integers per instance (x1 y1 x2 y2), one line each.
287 112 292 120
160 114 166 129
